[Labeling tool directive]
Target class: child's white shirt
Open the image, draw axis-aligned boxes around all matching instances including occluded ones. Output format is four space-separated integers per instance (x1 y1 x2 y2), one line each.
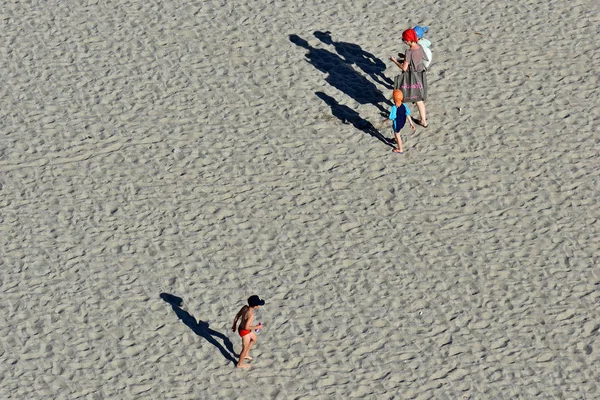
419 39 432 69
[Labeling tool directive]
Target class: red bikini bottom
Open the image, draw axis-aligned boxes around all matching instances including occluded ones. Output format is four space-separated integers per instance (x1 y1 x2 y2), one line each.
238 328 251 337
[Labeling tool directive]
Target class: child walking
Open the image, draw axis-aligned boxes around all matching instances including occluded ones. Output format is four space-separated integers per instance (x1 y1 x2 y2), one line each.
231 295 265 368
389 89 415 153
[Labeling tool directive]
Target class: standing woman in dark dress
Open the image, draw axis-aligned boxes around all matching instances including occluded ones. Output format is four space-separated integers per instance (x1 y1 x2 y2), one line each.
389 29 429 127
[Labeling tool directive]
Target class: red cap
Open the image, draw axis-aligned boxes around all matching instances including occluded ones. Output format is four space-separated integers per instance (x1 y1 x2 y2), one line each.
402 29 418 43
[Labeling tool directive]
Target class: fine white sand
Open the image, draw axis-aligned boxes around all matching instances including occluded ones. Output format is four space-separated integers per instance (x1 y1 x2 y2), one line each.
1 0 598 398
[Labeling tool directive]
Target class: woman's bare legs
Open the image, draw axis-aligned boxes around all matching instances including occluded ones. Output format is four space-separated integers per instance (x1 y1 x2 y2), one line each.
246 332 257 358
237 332 258 368
237 334 253 368
416 101 427 127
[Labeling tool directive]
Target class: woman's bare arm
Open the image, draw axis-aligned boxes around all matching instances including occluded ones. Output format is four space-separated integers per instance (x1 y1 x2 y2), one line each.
232 306 246 331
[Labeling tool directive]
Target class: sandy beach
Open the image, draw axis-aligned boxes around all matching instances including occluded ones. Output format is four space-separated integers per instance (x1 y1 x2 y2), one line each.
1 0 598 398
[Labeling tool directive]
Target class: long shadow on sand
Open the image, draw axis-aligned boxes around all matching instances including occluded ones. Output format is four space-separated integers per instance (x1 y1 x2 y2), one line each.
316 91 393 147
290 34 388 113
313 30 393 89
160 293 237 365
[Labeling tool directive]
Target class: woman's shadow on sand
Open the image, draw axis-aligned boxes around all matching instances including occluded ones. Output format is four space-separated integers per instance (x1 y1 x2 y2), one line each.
160 293 237 365
290 34 389 114
313 30 393 89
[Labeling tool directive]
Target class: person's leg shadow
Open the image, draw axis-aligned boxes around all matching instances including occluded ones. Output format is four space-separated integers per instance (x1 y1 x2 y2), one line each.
160 293 237 366
316 91 393 147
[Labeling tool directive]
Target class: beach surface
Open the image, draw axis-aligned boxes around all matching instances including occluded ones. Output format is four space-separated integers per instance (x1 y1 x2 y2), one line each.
1 0 599 398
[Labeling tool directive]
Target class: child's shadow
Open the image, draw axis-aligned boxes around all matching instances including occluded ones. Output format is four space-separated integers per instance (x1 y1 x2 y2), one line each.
160 293 237 365
316 91 393 147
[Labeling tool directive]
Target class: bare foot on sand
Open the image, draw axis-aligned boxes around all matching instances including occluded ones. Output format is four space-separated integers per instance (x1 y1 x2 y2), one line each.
237 364 251 369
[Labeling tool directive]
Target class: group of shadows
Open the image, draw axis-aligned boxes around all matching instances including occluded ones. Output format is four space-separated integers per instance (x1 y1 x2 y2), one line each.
160 293 238 365
290 31 396 147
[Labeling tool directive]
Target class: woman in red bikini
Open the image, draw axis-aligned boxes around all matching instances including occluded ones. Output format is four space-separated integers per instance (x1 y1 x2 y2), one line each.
231 295 265 368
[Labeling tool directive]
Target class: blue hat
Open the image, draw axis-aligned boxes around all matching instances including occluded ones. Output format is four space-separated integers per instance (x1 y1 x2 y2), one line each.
413 26 429 39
